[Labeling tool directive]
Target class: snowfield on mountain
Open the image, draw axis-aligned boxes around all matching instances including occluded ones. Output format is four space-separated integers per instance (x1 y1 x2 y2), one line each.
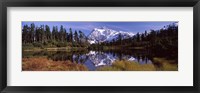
87 27 135 44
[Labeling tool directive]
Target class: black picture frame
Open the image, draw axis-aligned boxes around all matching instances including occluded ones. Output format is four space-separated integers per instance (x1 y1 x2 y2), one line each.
0 0 199 93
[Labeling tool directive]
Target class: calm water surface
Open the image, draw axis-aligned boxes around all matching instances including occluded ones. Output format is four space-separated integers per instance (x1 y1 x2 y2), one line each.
23 50 154 71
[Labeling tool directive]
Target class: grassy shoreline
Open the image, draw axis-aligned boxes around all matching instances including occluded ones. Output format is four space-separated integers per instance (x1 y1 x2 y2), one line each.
97 58 177 71
22 57 177 71
22 57 88 71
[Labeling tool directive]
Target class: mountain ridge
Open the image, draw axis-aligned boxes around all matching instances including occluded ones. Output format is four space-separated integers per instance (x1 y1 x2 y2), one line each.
87 27 135 44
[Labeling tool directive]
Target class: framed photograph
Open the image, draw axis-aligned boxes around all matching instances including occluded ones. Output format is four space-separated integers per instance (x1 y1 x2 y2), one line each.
0 0 199 93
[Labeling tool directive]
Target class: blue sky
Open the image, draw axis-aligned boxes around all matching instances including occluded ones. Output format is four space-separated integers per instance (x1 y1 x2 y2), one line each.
22 21 177 36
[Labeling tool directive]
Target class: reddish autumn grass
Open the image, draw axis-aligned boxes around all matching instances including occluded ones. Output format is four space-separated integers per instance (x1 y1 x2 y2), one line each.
22 57 88 71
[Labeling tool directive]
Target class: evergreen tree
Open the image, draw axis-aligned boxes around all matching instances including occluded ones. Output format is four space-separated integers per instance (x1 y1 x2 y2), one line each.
55 26 59 41
52 26 56 41
30 23 35 43
59 25 64 42
79 30 83 43
35 27 39 42
136 32 140 42
74 30 78 42
22 25 29 44
69 28 73 42
64 28 67 42
118 33 122 45
45 25 51 41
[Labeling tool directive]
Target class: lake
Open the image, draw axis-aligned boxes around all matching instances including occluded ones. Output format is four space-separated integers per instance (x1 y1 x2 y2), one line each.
23 49 177 71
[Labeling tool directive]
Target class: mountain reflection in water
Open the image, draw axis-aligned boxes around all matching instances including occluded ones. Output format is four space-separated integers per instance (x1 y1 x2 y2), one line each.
23 50 153 71
86 51 152 67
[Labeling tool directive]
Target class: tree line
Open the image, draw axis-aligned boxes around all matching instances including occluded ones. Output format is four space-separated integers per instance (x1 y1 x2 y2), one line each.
22 23 89 48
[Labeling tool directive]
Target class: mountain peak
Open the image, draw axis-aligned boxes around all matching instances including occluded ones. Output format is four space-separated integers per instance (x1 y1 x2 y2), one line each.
93 26 112 32
100 26 107 29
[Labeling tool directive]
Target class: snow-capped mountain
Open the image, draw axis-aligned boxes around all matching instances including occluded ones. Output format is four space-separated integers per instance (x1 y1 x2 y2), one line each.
87 27 135 44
